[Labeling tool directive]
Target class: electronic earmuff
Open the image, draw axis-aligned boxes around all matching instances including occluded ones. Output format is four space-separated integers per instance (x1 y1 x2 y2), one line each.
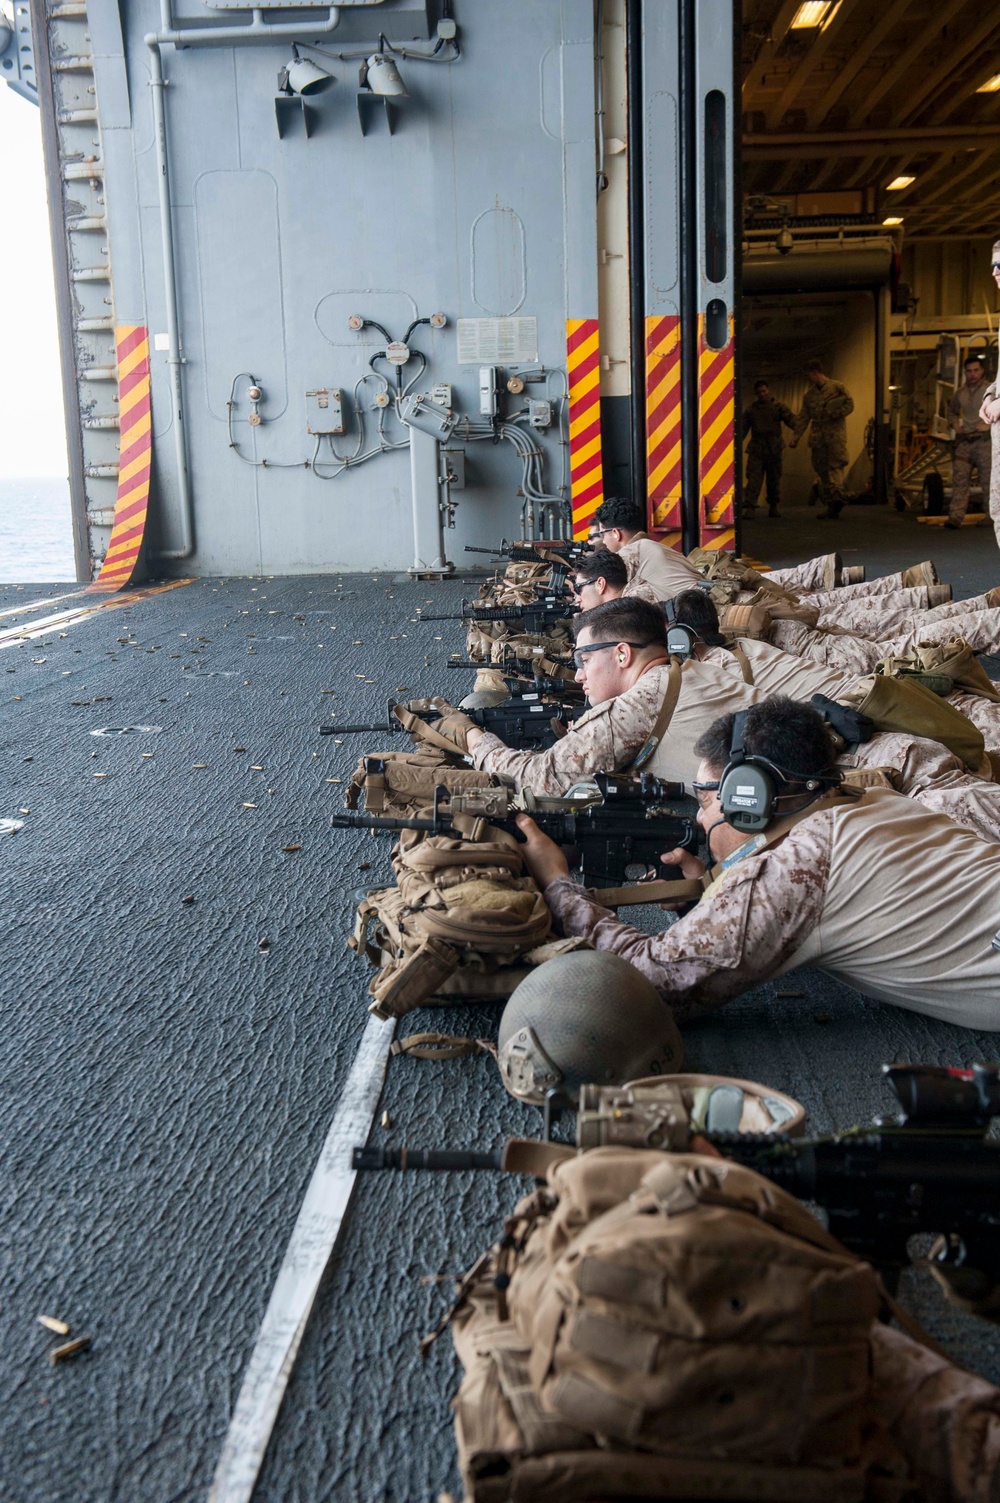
663 599 697 660
717 711 778 832
717 710 830 833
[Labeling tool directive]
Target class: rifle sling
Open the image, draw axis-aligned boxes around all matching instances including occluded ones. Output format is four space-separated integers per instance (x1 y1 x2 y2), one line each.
731 642 754 684
630 659 683 771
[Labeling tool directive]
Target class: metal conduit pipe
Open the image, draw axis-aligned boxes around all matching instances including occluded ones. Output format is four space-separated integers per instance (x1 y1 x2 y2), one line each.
144 3 343 559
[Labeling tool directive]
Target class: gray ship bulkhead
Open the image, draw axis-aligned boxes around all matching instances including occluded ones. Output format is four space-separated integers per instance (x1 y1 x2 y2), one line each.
87 1 604 576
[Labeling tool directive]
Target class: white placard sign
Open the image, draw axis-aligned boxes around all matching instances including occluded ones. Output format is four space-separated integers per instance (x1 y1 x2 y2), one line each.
457 316 538 365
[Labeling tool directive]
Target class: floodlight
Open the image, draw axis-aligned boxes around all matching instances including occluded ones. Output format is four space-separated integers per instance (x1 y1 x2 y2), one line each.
279 45 333 97
363 54 408 98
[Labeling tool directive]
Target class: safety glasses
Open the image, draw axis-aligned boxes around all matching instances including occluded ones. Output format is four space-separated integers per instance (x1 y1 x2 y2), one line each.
571 640 645 670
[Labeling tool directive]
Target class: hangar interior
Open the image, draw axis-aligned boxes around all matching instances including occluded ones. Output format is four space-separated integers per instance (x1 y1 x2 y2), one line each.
741 0 1000 517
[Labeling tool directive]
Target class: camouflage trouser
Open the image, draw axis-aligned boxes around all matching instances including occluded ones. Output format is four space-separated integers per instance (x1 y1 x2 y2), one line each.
950 434 992 524
846 733 1000 844
991 422 1000 547
810 586 940 638
771 604 1000 675
744 446 781 510
811 440 847 506
769 559 914 597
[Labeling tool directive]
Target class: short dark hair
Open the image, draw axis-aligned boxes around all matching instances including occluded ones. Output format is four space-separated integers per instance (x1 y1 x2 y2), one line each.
693 696 837 780
805 358 824 374
965 356 985 369
574 548 628 588
754 379 769 393
673 588 723 642
594 495 645 533
572 596 667 649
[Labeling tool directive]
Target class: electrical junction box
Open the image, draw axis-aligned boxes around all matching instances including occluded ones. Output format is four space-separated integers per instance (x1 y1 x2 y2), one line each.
529 399 552 428
398 391 459 439
306 388 344 435
429 383 452 407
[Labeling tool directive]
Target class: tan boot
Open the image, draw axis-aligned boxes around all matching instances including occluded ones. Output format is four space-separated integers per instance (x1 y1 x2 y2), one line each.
927 584 952 606
821 552 843 592
839 565 865 586
986 587 1000 610
900 560 939 587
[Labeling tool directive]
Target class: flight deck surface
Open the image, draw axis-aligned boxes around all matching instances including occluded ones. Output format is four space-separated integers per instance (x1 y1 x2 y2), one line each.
3 525 1000 1501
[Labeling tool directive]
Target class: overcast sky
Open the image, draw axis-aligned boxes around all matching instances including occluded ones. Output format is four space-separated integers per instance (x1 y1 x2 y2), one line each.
0 82 69 480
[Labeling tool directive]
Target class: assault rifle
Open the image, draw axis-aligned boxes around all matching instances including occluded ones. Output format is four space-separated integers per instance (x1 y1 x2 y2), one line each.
353 1061 1000 1306
445 663 581 697
465 538 593 564
330 769 700 889
320 693 584 751
414 598 576 632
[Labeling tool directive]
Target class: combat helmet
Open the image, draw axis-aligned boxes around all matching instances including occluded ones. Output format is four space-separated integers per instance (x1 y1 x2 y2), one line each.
497 950 683 1104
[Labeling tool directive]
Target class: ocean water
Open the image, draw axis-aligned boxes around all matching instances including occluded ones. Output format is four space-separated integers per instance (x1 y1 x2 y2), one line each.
0 477 76 582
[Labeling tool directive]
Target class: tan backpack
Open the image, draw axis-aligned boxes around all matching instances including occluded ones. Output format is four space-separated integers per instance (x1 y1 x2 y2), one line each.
689 548 800 604
846 673 986 772
349 821 584 1019
875 636 1000 705
452 1147 908 1502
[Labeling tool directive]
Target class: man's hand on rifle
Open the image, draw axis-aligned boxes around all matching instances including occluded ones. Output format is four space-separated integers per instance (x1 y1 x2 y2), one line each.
515 814 570 888
657 846 707 910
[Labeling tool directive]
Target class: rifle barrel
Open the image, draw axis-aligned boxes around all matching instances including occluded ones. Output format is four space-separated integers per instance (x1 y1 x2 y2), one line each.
352 1146 503 1171
320 724 394 734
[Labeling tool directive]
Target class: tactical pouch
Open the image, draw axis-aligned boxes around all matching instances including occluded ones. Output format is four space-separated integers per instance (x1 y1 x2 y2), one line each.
345 750 499 815
717 599 774 643
851 673 986 772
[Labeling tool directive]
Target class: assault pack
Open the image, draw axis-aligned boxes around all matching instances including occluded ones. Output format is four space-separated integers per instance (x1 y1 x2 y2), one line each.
344 750 589 1019
449 1145 909 1502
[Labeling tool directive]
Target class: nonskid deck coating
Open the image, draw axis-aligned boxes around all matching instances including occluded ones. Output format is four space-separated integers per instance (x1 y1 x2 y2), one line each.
1 561 999 1502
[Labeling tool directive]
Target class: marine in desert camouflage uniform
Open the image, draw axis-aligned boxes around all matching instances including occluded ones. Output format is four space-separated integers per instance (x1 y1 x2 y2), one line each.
460 598 1000 846
946 356 993 527
789 359 854 520
516 698 1000 1032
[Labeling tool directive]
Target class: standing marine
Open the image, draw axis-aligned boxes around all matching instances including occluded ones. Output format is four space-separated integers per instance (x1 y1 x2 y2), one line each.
789 357 854 520
741 379 795 518
946 354 993 529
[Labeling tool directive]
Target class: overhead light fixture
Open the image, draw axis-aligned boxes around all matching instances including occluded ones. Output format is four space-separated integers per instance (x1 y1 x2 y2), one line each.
886 175 915 190
977 73 1000 93
789 1 837 28
278 44 334 97
361 53 408 98
882 216 904 226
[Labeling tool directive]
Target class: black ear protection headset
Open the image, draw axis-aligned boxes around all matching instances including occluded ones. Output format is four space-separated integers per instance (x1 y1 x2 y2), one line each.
717 709 834 833
662 598 697 660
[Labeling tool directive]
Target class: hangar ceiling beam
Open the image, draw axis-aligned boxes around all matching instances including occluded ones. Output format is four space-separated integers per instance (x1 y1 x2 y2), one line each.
744 125 1000 158
802 0 911 128
763 0 868 131
898 13 1000 126
844 0 972 129
742 0 803 102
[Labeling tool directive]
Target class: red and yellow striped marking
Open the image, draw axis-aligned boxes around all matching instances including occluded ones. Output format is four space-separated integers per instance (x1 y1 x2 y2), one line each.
566 319 604 540
645 314 683 551
696 312 736 552
87 326 153 593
